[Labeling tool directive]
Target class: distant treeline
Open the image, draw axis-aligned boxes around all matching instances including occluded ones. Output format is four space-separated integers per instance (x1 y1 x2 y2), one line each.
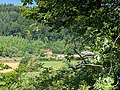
0 4 73 56
0 4 72 42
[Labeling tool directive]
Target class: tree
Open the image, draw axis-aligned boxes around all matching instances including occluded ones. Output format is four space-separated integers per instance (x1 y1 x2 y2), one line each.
0 4 35 37
18 0 120 89
20 0 119 37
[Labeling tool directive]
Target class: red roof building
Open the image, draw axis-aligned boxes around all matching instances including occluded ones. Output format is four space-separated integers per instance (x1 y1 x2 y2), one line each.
43 50 52 55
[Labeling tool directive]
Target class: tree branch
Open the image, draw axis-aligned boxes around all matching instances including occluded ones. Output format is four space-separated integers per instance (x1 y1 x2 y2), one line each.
73 40 87 64
112 33 120 48
73 48 87 64
68 63 102 71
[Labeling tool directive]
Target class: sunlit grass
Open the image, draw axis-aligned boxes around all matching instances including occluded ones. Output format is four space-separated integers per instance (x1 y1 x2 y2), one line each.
41 61 66 70
24 60 78 78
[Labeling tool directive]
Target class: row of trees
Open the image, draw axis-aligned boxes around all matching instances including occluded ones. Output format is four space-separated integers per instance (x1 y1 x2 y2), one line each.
0 36 65 57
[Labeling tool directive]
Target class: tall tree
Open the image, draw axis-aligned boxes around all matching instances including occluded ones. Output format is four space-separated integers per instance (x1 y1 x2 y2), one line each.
20 0 120 89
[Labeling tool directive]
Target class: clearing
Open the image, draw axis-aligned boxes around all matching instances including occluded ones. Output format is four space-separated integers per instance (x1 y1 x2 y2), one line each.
0 57 77 73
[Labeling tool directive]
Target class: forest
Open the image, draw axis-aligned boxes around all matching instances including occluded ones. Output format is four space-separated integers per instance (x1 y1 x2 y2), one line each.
0 0 120 90
0 4 68 56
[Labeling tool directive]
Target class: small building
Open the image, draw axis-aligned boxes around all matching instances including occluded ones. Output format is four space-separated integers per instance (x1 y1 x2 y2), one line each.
81 51 95 56
43 50 52 55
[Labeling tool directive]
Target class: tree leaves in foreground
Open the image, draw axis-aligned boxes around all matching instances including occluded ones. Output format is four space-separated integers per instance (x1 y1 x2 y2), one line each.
3 0 118 89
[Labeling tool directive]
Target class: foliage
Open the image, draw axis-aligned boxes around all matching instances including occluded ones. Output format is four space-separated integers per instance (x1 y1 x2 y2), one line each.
0 0 120 89
19 0 120 89
94 77 114 90
0 55 116 89
0 36 65 57
0 63 12 70
0 4 69 42
0 56 89 90
0 4 34 37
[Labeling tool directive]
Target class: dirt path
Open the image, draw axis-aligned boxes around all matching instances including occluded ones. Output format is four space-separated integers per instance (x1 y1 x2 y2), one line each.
0 62 20 73
4 62 20 69
0 57 22 62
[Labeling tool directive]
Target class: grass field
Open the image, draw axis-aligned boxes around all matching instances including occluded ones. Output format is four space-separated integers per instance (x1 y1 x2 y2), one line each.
0 57 78 73
41 61 66 70
24 61 78 78
41 61 78 69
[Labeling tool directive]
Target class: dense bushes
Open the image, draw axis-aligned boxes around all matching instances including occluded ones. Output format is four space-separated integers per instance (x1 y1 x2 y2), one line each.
0 56 115 90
